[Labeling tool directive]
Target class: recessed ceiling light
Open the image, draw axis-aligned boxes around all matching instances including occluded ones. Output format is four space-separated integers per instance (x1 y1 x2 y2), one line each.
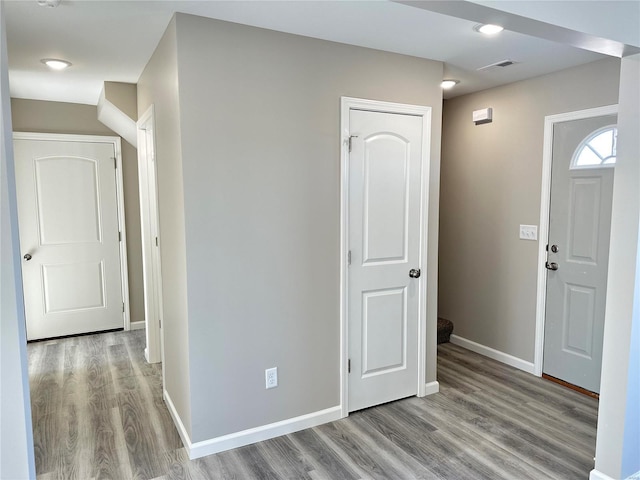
441 79 460 90
474 24 504 35
41 59 72 70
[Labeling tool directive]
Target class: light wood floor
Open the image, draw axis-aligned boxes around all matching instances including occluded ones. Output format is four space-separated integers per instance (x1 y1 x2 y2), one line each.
28 330 598 479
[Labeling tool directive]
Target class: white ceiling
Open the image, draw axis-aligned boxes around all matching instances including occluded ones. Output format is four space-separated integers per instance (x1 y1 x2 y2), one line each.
4 0 636 105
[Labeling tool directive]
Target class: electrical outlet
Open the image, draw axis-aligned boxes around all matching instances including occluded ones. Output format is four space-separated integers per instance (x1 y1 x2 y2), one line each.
265 367 278 389
519 224 538 241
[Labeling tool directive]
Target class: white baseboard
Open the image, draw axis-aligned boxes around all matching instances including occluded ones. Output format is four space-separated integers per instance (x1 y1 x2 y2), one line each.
590 469 616 480
164 389 192 453
130 321 145 330
164 389 342 460
423 381 439 396
449 335 536 375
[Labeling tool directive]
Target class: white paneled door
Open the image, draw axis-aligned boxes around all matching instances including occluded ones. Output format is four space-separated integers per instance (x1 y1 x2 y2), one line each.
348 109 424 412
14 136 125 340
543 114 616 393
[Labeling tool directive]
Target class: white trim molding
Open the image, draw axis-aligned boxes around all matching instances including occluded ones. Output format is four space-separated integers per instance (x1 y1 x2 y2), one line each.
137 105 164 365
130 321 145 331
450 335 536 375
424 381 440 396
339 97 432 416
163 390 192 457
534 104 618 377
164 389 342 460
590 469 616 480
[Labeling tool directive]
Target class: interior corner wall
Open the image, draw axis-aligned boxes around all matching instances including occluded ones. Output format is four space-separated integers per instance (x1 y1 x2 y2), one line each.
623 279 640 477
172 13 443 443
439 57 621 362
136 16 192 437
0 4 35 477
594 52 640 480
10 98 145 327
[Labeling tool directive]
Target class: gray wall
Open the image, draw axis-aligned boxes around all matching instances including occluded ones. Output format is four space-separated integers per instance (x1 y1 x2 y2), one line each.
139 13 443 443
104 81 137 120
439 57 621 362
137 17 193 436
0 5 35 477
10 98 145 326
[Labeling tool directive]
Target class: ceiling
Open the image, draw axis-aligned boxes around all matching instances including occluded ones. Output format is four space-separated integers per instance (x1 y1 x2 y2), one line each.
4 1 638 105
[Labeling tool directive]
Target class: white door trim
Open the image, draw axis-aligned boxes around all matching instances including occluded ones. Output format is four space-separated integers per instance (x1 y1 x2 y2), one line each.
533 104 618 376
13 131 131 331
137 105 164 365
340 97 431 417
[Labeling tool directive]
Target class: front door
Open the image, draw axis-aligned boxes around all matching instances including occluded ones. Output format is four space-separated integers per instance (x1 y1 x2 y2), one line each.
543 114 617 393
348 109 424 412
14 135 125 340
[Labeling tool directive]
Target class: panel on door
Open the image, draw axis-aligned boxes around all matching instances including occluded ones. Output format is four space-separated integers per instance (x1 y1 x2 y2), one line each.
348 110 423 412
543 115 616 393
14 137 124 340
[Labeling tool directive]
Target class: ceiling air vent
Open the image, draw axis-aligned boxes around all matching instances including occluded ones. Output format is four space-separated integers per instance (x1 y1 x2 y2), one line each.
477 59 517 71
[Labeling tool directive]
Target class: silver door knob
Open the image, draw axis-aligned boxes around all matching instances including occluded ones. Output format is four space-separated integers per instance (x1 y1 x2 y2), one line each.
409 268 421 278
23 253 32 261
545 262 558 271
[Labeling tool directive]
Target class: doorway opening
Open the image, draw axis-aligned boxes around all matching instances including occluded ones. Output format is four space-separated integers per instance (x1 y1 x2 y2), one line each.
534 104 618 395
13 133 131 340
137 105 164 366
339 97 434 416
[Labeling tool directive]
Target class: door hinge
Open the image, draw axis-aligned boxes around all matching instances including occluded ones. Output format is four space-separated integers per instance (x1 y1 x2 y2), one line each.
159 318 162 329
112 157 117 169
118 231 122 242
348 135 359 153
348 358 351 373
122 302 125 313
155 236 158 247
348 250 351 266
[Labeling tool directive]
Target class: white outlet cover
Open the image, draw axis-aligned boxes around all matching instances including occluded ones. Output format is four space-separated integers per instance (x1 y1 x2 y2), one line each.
265 367 278 389
519 224 538 241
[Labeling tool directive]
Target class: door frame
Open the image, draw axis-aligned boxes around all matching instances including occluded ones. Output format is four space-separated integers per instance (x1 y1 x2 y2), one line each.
340 97 431 417
13 131 132 331
137 105 164 365
533 104 618 376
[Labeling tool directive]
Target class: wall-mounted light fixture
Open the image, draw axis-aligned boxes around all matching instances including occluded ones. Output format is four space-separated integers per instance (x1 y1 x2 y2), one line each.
441 79 460 90
473 107 493 125
41 58 72 70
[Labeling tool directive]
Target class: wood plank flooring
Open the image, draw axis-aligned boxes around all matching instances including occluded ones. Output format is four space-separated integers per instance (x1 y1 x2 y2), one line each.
28 330 598 479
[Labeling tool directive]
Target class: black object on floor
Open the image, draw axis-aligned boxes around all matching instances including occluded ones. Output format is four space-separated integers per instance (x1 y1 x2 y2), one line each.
437 317 454 344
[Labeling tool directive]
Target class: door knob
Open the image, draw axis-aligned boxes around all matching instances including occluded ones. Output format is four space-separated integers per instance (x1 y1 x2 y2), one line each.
409 268 421 278
23 253 32 261
545 262 558 271
550 244 559 253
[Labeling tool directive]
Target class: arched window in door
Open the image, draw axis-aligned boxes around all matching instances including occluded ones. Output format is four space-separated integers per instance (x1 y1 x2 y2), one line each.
571 126 617 169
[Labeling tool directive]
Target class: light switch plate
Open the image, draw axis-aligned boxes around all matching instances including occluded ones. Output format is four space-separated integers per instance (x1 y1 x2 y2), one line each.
519 224 538 241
